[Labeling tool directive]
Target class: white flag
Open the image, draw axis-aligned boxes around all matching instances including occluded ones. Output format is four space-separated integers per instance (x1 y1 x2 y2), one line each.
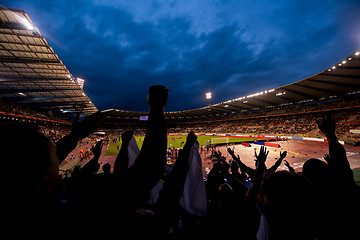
128 136 140 168
180 141 207 216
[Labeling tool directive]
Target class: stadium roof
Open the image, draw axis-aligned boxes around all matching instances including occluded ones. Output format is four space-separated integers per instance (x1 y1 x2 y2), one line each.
110 49 360 120
0 7 97 116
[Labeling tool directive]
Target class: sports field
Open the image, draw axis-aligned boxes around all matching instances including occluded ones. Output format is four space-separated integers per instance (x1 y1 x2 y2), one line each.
63 135 360 184
105 134 265 156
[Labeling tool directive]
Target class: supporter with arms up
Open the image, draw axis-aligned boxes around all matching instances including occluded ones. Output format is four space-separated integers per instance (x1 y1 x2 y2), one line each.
315 114 360 239
316 114 356 190
252 146 315 240
124 85 169 209
0 110 110 235
228 147 255 179
227 147 287 178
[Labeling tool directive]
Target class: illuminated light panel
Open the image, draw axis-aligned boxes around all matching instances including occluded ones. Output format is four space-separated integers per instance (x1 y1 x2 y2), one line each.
206 92 212 99
19 16 34 30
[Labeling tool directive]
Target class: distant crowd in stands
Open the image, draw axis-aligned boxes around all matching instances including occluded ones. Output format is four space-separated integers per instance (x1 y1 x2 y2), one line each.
38 124 70 143
103 95 360 143
0 86 359 239
167 109 360 142
0 101 69 122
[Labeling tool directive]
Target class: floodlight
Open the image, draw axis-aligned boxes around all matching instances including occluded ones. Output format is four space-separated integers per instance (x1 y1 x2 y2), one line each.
206 92 212 100
20 17 34 30
77 78 85 89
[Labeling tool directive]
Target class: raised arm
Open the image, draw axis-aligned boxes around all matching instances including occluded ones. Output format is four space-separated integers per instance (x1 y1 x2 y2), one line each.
56 111 113 164
125 85 169 207
316 114 355 190
80 140 104 176
284 160 295 173
268 151 287 173
154 131 197 233
246 146 268 200
227 147 255 178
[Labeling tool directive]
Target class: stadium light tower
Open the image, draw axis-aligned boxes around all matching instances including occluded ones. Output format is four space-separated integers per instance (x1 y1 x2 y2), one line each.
206 92 212 105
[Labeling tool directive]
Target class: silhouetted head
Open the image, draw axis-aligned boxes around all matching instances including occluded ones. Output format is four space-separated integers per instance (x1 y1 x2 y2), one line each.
0 122 59 198
147 85 169 111
218 183 235 210
303 158 330 187
258 171 315 239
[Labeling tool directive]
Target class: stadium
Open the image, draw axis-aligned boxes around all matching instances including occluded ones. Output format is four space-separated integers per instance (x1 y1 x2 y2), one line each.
0 5 359 239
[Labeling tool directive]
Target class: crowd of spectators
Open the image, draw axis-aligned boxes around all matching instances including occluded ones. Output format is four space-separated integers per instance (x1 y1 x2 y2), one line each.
166 108 360 142
0 85 359 239
38 124 70 143
0 101 70 123
103 95 360 142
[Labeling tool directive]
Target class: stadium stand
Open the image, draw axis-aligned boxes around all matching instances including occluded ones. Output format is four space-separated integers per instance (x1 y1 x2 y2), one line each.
103 94 360 143
0 7 97 117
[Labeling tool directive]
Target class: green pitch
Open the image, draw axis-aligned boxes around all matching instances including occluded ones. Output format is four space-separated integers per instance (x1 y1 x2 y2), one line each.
105 134 257 156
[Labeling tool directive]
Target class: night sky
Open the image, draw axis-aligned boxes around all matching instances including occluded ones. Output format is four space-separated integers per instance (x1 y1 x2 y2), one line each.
2 0 360 112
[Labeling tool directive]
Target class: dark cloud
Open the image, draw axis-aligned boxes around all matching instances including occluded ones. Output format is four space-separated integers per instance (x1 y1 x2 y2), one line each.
2 0 359 112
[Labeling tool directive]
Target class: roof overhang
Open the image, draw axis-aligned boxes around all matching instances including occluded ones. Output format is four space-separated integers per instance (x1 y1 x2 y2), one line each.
108 50 360 120
0 7 97 115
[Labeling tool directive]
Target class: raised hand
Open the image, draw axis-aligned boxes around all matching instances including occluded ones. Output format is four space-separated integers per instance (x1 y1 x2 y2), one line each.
255 146 269 165
284 160 295 173
280 151 287 159
323 154 332 164
56 110 116 164
71 110 115 139
147 85 169 112
227 147 235 156
80 140 103 175
92 140 104 159
316 114 337 141
121 129 135 148
284 160 290 168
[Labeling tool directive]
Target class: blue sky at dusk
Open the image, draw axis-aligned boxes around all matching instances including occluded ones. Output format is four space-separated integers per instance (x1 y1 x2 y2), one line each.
2 0 360 112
